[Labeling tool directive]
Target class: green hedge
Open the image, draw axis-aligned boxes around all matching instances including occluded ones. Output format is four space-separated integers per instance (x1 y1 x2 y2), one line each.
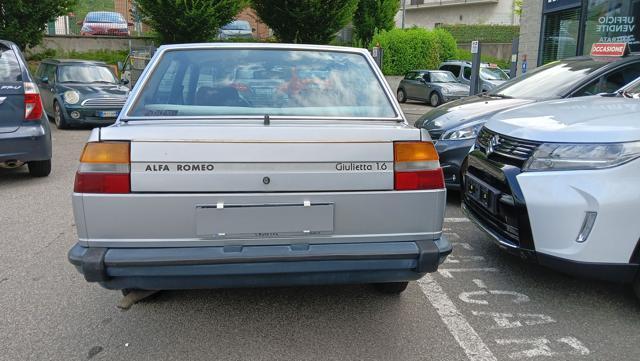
439 24 519 44
27 49 129 64
370 28 457 75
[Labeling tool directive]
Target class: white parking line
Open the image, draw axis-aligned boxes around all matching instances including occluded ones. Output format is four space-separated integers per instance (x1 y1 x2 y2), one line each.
418 275 497 361
445 217 470 223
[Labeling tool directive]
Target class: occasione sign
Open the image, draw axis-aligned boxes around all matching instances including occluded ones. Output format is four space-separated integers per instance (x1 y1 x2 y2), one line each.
590 42 630 57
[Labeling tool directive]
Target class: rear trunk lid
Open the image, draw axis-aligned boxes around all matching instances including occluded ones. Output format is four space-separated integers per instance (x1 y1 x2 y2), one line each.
101 122 422 192
0 44 24 134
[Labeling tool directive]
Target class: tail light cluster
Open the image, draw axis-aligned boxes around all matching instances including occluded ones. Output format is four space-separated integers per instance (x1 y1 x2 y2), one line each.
393 142 445 190
24 82 43 121
74 142 131 193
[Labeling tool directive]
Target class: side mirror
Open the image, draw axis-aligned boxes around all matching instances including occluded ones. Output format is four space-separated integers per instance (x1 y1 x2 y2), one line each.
41 76 49 84
120 78 130 85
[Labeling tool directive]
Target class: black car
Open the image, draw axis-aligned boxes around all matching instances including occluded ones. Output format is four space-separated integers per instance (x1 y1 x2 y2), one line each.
416 54 640 189
35 59 129 129
0 40 52 177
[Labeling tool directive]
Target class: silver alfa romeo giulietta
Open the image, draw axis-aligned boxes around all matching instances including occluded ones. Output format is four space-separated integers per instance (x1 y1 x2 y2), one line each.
68 43 451 295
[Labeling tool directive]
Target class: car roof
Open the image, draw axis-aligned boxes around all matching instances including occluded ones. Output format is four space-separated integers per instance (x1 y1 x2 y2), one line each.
156 42 371 56
41 59 108 65
0 39 17 48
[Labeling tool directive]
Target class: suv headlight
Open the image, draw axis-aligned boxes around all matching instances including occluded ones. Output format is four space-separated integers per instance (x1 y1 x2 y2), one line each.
64 90 80 104
441 120 485 140
524 142 640 171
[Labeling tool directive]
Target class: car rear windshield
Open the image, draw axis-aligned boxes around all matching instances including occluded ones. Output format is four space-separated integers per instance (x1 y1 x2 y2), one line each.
222 21 251 31
58 65 117 84
0 45 21 82
128 49 397 119
480 67 508 81
489 59 610 99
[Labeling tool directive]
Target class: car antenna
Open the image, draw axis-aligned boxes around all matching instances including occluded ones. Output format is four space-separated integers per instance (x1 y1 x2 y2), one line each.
264 114 270 126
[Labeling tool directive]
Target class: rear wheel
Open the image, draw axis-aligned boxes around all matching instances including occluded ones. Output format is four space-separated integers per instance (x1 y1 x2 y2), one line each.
374 282 409 294
53 101 69 129
429 92 442 107
28 159 51 177
397 89 407 103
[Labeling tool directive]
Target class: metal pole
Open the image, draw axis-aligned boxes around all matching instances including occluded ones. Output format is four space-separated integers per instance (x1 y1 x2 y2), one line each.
401 0 406 29
509 37 519 79
469 41 481 95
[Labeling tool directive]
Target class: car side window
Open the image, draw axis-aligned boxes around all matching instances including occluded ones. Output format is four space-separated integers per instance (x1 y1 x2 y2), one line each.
404 72 415 80
45 64 56 83
423 73 431 83
574 62 640 97
0 45 21 82
441 65 460 77
463 66 472 80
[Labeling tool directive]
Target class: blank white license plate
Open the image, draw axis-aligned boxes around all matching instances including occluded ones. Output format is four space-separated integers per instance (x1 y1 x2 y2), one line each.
97 111 119 118
195 203 334 238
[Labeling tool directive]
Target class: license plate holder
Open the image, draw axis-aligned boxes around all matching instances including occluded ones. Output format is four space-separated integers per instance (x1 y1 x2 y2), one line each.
195 203 334 238
465 174 501 214
96 110 119 118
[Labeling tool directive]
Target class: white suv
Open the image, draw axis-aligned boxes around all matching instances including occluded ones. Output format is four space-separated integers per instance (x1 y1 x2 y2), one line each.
461 78 640 298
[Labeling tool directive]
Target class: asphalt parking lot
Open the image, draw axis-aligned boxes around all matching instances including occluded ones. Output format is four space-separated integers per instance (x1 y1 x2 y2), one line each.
1 102 639 361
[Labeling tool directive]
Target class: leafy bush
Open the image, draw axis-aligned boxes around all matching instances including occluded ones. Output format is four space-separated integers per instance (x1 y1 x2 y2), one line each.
27 49 129 65
370 28 457 75
454 49 510 70
439 24 520 44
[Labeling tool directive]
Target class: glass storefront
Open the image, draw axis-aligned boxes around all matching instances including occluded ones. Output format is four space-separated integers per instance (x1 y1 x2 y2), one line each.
540 0 640 65
583 0 640 54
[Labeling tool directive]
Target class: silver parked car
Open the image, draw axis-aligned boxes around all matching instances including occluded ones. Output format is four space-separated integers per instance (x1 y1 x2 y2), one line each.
218 20 254 39
67 43 451 295
397 70 470 107
439 60 509 92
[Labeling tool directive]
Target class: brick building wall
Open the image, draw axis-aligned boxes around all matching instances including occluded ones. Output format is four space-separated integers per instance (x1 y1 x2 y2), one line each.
235 7 272 40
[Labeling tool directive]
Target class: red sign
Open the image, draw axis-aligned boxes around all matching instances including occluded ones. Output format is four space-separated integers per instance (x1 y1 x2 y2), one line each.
590 43 629 57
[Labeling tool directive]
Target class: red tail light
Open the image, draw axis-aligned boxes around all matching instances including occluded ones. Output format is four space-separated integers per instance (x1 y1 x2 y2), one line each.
394 142 445 190
230 83 249 92
74 142 131 194
24 82 43 120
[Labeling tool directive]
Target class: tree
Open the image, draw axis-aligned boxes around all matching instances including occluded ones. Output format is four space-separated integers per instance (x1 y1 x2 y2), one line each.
0 0 76 50
135 0 246 44
353 0 399 47
251 0 358 44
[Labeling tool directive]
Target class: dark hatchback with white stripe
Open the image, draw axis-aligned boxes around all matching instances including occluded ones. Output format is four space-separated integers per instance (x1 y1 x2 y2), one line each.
35 59 129 129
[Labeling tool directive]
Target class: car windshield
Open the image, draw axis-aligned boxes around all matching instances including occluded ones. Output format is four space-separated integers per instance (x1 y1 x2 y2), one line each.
128 49 397 119
222 21 251 31
480 67 509 81
58 65 118 84
85 12 125 24
430 72 457 83
489 59 610 99
0 45 21 82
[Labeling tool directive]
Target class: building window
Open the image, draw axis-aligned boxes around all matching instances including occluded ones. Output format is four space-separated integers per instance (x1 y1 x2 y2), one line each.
541 7 582 64
583 0 640 54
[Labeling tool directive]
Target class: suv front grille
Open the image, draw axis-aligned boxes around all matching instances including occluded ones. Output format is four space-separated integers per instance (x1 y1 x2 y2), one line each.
475 127 541 168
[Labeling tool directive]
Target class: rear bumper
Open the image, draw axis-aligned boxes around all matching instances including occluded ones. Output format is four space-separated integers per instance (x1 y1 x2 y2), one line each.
0 124 51 162
68 238 452 290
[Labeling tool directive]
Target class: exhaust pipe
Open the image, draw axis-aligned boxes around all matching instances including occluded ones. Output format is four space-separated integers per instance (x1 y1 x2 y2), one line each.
0 160 24 169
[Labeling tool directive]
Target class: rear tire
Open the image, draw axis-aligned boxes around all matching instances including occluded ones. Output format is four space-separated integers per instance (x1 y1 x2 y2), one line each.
429 92 442 107
28 159 51 177
397 89 407 103
53 101 69 129
374 282 409 294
